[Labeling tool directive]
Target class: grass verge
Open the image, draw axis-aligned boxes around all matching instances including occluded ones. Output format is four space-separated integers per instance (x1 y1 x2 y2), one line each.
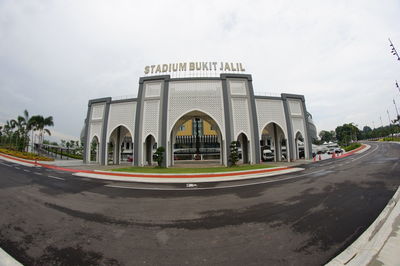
0 148 54 161
379 137 400 142
341 142 362 152
112 164 275 174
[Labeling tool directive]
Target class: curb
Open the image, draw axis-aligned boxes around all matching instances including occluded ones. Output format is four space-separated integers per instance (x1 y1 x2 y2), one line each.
0 152 300 182
73 167 305 183
0 248 22 266
327 186 400 265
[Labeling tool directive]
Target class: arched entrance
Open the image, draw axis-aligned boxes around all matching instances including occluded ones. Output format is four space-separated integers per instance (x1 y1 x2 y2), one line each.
90 136 100 163
169 110 223 167
260 122 288 162
144 134 156 166
107 125 133 165
237 133 249 164
295 131 304 160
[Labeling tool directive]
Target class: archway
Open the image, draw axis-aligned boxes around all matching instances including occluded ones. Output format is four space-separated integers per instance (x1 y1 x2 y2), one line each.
90 136 100 163
237 133 249 164
144 134 156 166
107 125 133 165
260 122 288 162
295 131 304 160
169 110 223 167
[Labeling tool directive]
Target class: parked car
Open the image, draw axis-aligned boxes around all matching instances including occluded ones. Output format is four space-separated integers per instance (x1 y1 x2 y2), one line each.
262 149 274 161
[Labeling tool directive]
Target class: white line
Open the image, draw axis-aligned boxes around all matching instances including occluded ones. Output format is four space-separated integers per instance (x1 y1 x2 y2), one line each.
23 169 30 172
47 175 65 180
104 169 327 191
351 145 379 162
15 167 20 170
34 172 43 176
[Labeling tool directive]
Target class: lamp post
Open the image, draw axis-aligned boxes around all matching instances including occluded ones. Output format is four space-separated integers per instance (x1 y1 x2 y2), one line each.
394 99 400 125
195 118 200 160
389 38 400 61
387 110 393 138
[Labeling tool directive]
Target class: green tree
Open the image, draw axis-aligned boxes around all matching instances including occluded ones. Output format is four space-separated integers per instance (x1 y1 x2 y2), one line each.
319 130 334 143
229 141 239 166
30 115 54 146
153 146 165 167
335 123 360 146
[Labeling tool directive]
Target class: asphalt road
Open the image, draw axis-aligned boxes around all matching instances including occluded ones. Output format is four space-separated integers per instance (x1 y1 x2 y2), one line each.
0 141 399 266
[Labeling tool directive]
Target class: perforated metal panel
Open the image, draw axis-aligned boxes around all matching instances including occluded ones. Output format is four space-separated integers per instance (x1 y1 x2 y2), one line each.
167 80 225 139
231 98 251 140
107 102 136 140
229 80 247 95
256 99 288 138
91 104 104 120
142 100 160 141
145 82 162 98
292 117 305 137
89 121 102 142
289 100 302 115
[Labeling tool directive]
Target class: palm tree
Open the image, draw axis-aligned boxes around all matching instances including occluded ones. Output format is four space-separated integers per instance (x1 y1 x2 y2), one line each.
28 115 41 153
10 116 28 151
35 115 54 147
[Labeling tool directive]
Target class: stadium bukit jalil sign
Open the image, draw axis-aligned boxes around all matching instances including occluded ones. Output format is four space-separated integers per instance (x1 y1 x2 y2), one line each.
144 62 246 75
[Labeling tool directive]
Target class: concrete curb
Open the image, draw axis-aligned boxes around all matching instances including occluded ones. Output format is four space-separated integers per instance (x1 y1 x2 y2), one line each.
327 186 400 265
73 167 305 183
0 248 22 266
0 152 304 183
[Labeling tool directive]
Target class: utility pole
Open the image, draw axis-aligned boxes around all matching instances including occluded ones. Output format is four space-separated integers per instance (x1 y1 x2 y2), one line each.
389 38 400 61
387 110 393 138
394 99 400 126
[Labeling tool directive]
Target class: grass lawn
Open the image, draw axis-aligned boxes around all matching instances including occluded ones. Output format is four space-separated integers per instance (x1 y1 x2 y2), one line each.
112 164 275 174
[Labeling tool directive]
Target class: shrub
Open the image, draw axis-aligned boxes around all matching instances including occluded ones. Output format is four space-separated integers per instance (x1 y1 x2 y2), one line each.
153 146 165 167
229 141 239 166
0 148 54 161
341 142 361 152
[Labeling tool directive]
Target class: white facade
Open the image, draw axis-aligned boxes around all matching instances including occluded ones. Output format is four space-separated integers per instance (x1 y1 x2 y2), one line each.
83 74 315 167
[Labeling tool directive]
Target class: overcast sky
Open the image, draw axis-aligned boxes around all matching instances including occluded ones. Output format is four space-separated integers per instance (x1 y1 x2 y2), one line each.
1 0 400 141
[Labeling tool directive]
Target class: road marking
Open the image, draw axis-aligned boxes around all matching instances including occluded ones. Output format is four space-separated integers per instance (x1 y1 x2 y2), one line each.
0 162 11 167
350 145 378 162
23 169 30 173
15 167 20 170
391 162 399 171
34 172 43 176
47 175 65 181
104 169 327 191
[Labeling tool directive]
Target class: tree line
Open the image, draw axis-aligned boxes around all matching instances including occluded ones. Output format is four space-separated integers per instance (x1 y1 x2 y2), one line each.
316 123 400 146
0 110 54 152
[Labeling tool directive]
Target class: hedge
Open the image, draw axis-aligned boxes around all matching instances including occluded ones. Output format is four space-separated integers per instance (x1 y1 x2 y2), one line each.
0 148 54 161
342 142 362 152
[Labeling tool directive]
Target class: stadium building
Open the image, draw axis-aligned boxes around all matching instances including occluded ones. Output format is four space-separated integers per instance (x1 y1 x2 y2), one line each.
82 65 316 167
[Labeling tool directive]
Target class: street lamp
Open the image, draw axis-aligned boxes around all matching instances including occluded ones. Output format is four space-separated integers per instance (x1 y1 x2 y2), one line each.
394 99 400 126
387 110 393 138
389 38 400 61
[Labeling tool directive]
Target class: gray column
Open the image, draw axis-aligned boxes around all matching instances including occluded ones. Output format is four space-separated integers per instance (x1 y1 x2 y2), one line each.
282 96 294 161
301 98 313 159
221 76 233 166
100 98 111 165
247 77 261 164
133 80 145 166
159 77 170 167
82 104 91 164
